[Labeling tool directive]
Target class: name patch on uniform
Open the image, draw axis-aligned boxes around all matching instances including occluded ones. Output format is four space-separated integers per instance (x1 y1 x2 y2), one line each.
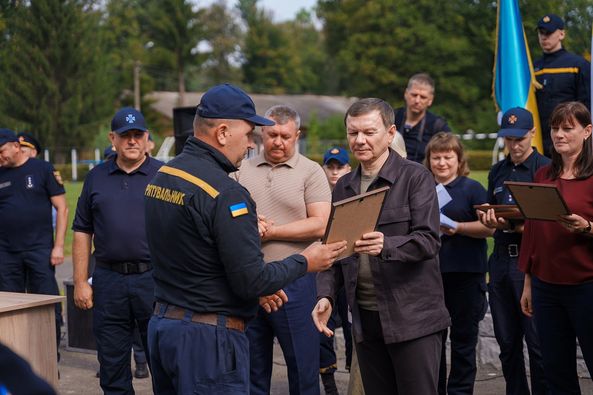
145 184 186 206
0 181 11 190
493 186 503 195
229 202 248 217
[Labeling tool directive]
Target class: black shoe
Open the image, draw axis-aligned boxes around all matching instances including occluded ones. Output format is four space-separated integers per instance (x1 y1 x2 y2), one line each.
134 362 149 379
321 372 339 395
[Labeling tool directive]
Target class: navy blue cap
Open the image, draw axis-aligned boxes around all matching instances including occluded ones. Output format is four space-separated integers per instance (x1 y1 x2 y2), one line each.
17 132 41 154
111 107 148 134
537 14 564 33
0 128 18 146
498 107 534 138
323 146 349 165
103 145 116 159
197 84 274 126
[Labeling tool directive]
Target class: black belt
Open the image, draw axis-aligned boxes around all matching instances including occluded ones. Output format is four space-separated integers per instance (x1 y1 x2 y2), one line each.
96 260 152 274
495 244 519 258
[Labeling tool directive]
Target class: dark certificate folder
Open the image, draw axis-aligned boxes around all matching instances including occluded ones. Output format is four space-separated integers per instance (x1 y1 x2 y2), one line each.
504 181 570 221
322 186 390 259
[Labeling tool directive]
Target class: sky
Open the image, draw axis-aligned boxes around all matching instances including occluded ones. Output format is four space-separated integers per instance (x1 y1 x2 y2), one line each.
199 0 319 21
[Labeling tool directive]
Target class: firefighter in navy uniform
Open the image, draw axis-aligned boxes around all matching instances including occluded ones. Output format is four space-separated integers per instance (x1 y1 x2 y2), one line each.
477 108 550 394
144 83 347 395
534 13 591 157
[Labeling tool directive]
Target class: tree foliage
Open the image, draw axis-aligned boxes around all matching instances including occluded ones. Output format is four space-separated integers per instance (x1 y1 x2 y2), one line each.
0 0 113 155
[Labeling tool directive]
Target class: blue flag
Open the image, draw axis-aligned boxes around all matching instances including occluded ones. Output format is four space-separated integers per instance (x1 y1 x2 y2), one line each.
493 0 543 152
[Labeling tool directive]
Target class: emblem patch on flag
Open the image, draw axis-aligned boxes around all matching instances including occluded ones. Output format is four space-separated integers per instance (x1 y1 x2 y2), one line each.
229 202 249 217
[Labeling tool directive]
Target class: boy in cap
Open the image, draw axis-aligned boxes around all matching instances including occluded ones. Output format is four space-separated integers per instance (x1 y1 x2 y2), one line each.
323 146 352 190
477 107 550 394
0 128 67 360
534 13 591 156
72 107 163 394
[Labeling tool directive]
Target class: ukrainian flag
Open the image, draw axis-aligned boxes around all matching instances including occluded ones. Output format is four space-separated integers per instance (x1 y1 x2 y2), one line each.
493 0 543 153
230 202 249 217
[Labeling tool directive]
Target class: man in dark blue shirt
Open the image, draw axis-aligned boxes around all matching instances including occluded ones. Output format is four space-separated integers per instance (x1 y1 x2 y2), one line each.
477 108 550 394
144 84 347 394
72 108 162 395
393 73 451 163
534 14 591 157
0 128 67 358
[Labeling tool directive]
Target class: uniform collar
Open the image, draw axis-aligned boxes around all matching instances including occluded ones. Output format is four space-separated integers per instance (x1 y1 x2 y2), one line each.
504 148 541 169
108 154 151 175
443 175 463 188
542 47 566 59
184 136 238 173
253 150 299 168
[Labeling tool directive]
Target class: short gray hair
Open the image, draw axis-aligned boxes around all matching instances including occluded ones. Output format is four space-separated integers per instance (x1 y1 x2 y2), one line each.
264 105 301 130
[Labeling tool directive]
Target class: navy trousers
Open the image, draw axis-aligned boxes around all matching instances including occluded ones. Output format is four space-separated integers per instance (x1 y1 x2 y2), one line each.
488 246 548 395
320 288 353 372
148 307 249 395
439 272 487 395
532 276 593 395
0 249 63 351
247 273 319 395
92 266 154 395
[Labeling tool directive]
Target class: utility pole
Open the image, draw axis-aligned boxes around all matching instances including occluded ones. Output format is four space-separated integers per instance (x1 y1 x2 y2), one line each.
134 60 141 111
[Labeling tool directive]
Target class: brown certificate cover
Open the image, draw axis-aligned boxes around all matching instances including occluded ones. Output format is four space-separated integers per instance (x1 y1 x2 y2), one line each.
473 204 524 219
504 181 570 221
322 186 390 259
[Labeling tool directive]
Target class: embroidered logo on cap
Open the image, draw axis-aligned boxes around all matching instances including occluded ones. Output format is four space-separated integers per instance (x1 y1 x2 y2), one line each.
508 115 518 124
126 114 136 124
543 16 550 23
330 148 340 154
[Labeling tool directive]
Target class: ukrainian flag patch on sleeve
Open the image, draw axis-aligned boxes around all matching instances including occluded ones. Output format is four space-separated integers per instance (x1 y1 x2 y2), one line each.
229 202 249 217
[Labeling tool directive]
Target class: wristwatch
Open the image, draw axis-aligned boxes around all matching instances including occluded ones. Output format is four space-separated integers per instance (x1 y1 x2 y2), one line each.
581 220 592 234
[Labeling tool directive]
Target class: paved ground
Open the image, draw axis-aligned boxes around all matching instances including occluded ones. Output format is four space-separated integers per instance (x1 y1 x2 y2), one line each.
54 260 593 394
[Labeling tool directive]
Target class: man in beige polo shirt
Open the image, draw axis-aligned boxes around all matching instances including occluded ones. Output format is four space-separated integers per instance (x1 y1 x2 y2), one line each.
235 104 331 395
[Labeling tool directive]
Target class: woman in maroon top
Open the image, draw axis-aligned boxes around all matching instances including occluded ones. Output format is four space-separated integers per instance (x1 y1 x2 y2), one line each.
518 102 593 393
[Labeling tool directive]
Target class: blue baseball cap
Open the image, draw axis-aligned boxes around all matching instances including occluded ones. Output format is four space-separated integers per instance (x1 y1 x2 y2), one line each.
17 132 42 154
537 14 564 33
111 107 148 134
197 84 274 126
498 107 534 138
323 146 349 165
0 128 18 147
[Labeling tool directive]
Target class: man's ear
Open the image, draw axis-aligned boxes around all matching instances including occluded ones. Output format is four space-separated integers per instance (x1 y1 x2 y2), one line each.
215 123 229 146
108 131 116 145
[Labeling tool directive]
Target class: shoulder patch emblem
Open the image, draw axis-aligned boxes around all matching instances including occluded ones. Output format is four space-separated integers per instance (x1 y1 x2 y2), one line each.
229 202 249 218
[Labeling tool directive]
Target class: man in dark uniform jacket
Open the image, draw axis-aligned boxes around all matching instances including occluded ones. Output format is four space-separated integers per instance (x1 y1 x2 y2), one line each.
0 128 67 358
314 98 450 395
534 14 591 157
477 108 550 394
393 73 451 163
144 83 346 394
72 108 162 395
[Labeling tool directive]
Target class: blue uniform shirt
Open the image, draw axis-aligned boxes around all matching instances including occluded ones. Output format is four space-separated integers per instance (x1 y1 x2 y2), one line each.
534 48 591 155
72 155 162 262
394 108 451 163
0 158 65 251
487 150 550 245
145 137 307 319
440 176 488 273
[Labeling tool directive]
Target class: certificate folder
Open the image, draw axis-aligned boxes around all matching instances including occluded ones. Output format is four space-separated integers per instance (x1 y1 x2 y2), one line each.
473 204 524 219
504 181 570 221
322 186 390 259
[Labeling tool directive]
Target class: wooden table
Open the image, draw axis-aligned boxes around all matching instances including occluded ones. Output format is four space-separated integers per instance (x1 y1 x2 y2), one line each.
0 291 65 388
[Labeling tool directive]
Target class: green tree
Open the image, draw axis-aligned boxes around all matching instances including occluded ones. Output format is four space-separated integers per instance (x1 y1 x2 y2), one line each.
200 0 243 87
141 0 204 105
0 1 113 159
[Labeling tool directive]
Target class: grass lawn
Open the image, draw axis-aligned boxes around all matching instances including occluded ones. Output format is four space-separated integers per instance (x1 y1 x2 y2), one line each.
63 181 84 257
